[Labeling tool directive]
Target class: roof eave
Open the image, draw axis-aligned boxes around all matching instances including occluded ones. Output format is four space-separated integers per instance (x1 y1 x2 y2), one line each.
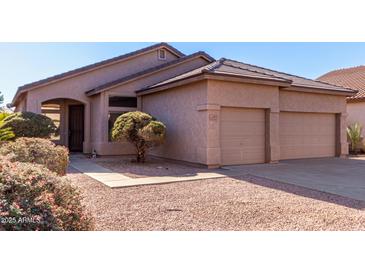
137 74 206 96
203 71 292 87
12 43 186 105
136 71 293 96
281 85 356 96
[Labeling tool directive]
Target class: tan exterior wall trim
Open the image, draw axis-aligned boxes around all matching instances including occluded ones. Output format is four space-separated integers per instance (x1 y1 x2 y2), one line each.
196 104 221 111
137 75 206 96
282 85 355 96
137 73 291 96
203 72 291 87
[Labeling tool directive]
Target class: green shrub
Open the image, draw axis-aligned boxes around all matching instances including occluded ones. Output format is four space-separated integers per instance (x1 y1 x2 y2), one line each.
0 137 69 176
112 111 166 162
347 122 363 154
1 111 57 138
0 112 14 141
0 157 94 231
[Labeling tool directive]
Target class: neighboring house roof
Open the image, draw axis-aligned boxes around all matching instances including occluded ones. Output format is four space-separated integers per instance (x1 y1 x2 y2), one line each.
137 58 356 95
317 66 365 101
85 51 215 96
11 43 185 105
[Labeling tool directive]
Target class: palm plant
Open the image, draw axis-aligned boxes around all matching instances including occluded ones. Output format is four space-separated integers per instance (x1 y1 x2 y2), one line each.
0 112 15 141
347 122 363 154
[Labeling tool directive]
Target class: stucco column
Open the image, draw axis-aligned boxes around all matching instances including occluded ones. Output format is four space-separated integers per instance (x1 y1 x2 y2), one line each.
137 96 142 110
337 112 349 157
197 104 221 168
265 109 280 163
59 100 67 146
83 102 92 153
26 95 42 113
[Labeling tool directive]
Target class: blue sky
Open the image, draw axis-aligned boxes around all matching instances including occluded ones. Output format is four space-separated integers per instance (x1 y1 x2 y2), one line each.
1 42 365 104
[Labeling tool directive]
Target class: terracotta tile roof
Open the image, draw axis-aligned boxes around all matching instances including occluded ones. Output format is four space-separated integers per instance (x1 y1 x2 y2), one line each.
317 66 365 101
138 58 292 91
138 58 355 94
85 51 215 96
12 43 185 104
223 59 354 92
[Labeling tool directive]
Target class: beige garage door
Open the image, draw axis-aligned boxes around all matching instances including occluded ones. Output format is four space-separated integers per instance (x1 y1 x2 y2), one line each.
280 112 336 160
220 107 266 165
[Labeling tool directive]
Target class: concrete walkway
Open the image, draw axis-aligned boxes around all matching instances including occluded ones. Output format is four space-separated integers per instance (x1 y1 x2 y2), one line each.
70 157 233 188
71 155 365 202
70 158 131 186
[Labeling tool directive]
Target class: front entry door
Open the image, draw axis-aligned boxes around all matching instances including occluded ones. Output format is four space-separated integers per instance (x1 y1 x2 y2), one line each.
68 105 84 152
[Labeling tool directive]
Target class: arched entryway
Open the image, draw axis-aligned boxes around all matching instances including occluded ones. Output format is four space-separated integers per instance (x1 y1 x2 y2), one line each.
41 98 88 152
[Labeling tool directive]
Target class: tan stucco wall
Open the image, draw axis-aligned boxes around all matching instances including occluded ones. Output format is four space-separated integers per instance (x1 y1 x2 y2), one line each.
90 90 135 155
24 49 178 112
93 56 210 155
107 57 209 97
141 81 209 164
279 90 346 113
347 101 365 148
14 96 26 112
16 49 179 154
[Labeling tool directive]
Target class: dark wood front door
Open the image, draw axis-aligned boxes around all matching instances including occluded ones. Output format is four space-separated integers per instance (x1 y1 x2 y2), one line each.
68 105 84 152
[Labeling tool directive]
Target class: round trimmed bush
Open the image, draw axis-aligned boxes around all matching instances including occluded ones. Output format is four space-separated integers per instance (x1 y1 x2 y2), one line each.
0 137 69 176
1 111 57 138
0 157 94 231
112 111 166 162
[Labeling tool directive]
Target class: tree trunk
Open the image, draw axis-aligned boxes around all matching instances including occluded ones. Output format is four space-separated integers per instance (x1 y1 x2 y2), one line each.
136 144 146 163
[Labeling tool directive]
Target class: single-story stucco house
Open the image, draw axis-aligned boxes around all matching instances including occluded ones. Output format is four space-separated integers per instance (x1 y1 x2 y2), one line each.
318 66 365 147
11 43 356 167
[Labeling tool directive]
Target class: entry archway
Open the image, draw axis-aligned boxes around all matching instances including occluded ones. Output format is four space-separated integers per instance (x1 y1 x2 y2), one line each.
41 98 90 153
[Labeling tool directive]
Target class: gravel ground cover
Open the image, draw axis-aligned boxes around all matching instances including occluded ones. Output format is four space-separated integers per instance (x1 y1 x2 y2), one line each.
67 167 365 231
94 156 209 178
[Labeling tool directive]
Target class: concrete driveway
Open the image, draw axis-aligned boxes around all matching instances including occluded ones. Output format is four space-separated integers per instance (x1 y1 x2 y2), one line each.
225 157 365 202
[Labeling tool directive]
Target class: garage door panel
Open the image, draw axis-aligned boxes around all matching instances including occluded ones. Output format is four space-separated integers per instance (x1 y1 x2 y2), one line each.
221 107 265 165
280 145 335 160
221 136 265 147
221 109 265 122
221 149 265 164
280 112 336 160
221 121 264 131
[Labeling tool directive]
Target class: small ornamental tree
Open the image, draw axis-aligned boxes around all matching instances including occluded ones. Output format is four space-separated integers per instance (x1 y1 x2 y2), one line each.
0 111 57 138
111 111 166 163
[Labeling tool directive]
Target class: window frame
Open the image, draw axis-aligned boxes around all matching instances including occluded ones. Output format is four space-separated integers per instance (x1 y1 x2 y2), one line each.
107 106 137 142
108 96 137 108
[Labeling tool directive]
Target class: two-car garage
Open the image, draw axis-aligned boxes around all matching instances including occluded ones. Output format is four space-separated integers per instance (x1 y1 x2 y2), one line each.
220 107 337 165
139 58 351 167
